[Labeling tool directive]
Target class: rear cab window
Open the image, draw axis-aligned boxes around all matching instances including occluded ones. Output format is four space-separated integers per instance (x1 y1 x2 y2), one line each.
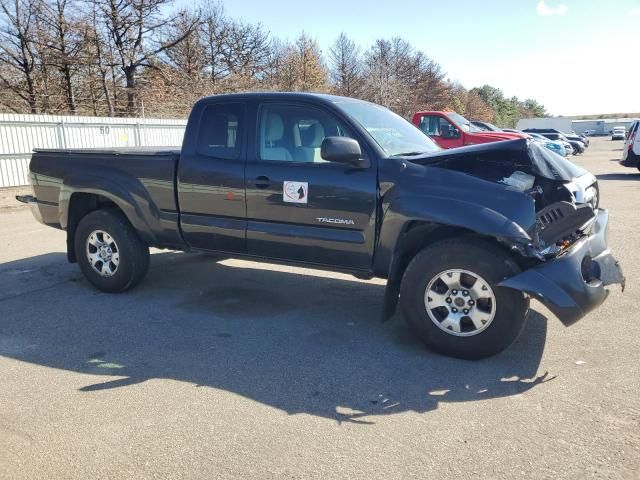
197 103 244 159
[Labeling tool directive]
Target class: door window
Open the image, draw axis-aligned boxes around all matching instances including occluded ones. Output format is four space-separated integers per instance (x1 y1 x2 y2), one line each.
418 115 459 138
259 104 355 163
197 103 244 159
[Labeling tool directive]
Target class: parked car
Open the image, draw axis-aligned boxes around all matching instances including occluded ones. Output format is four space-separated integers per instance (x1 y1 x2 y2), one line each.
523 128 587 153
17 93 624 360
565 134 589 147
523 128 564 134
620 120 639 171
524 128 588 144
543 141 568 157
412 111 526 148
539 133 584 155
470 120 502 132
526 132 570 157
612 127 626 140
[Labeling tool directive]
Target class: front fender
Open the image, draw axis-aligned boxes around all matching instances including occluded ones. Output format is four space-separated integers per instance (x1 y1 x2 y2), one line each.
374 192 534 276
59 170 160 246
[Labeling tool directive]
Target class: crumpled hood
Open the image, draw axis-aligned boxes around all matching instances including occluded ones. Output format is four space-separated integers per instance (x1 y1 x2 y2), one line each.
410 138 587 182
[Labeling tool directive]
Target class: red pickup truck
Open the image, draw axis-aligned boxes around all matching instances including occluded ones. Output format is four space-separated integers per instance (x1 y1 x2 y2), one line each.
412 111 525 149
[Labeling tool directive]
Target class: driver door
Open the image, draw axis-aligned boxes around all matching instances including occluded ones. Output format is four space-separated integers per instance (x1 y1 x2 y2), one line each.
244 102 377 271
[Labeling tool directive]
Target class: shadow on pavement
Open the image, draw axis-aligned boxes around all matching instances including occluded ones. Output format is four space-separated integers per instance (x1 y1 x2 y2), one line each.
596 173 640 181
0 251 552 424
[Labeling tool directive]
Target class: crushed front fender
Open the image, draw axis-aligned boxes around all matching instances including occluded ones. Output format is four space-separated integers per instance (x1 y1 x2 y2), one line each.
499 209 624 326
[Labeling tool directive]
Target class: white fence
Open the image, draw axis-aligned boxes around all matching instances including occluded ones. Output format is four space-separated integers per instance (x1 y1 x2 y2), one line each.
0 113 187 187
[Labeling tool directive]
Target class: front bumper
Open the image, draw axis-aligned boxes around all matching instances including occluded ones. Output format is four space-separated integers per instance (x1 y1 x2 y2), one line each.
500 209 624 326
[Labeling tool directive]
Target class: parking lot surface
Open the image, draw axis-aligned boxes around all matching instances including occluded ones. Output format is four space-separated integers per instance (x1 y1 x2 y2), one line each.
1 138 639 480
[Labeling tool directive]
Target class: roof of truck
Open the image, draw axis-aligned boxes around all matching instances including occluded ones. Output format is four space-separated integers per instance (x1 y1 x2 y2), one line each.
195 92 369 106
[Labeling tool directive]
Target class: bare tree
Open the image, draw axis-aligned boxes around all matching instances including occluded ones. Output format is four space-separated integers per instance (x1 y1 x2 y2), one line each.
414 54 449 111
265 33 326 92
0 2 547 122
223 20 270 88
0 0 39 112
294 32 326 91
97 0 199 114
328 32 362 97
164 9 205 79
85 1 116 116
37 0 81 113
363 39 393 108
200 0 228 90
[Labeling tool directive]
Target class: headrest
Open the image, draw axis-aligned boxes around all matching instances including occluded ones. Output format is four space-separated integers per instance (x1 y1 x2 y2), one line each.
300 122 326 147
265 113 284 142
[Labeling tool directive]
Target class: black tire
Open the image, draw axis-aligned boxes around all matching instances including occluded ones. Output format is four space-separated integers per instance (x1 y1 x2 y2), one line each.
399 238 529 360
75 209 150 293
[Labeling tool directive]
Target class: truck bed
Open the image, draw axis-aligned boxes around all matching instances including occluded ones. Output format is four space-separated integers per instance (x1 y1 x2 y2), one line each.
28 146 183 248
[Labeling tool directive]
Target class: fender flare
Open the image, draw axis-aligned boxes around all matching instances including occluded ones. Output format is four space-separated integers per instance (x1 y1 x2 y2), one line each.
377 194 535 321
59 170 161 246
375 193 534 275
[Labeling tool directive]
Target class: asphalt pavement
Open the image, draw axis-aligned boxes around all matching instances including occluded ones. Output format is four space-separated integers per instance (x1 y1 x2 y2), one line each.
0 137 638 479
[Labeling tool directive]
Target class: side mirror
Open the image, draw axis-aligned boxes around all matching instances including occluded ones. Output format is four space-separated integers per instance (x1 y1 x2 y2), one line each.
320 136 364 165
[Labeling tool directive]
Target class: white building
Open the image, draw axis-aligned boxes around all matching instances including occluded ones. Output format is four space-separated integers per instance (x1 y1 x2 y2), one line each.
516 116 638 135
571 118 637 135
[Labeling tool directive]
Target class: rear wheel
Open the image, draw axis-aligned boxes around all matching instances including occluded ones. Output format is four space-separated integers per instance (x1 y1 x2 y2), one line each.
399 239 529 359
75 209 150 292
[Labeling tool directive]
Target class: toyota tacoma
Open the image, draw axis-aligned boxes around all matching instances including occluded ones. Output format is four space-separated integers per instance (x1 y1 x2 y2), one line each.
18 93 624 359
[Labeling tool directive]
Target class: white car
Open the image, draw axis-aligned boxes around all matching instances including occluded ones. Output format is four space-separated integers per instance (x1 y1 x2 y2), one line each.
611 126 626 140
621 120 639 171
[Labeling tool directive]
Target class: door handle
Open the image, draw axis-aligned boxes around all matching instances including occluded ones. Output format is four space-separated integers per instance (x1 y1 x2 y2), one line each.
255 176 271 189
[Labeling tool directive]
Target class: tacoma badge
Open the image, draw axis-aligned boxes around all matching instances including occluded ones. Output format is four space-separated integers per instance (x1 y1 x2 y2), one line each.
316 217 355 225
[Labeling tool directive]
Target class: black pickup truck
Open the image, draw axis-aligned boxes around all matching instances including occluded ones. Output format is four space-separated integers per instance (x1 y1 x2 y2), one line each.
19 93 624 359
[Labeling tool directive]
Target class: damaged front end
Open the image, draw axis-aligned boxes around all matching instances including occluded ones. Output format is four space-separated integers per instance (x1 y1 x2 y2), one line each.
413 139 625 326
500 208 624 325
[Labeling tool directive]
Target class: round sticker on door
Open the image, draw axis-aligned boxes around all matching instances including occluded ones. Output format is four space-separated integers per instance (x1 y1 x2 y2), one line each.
283 181 308 204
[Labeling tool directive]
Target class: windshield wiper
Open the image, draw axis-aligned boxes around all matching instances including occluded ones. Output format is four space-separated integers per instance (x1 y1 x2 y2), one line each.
390 151 429 157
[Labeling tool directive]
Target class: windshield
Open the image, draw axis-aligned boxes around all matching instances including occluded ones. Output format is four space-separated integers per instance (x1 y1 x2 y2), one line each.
335 100 441 156
446 112 481 133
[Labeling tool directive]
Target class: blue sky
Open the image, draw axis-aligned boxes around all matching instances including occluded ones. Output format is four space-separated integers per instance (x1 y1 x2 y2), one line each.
191 0 640 116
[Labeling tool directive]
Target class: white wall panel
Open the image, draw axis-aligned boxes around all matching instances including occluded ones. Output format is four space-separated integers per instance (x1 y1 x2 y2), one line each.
0 113 186 187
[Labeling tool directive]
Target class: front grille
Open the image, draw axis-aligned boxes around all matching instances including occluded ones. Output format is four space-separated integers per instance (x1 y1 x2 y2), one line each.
535 201 595 245
536 206 565 231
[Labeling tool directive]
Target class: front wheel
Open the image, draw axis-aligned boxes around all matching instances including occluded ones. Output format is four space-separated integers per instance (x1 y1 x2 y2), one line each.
75 209 150 293
400 239 529 359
